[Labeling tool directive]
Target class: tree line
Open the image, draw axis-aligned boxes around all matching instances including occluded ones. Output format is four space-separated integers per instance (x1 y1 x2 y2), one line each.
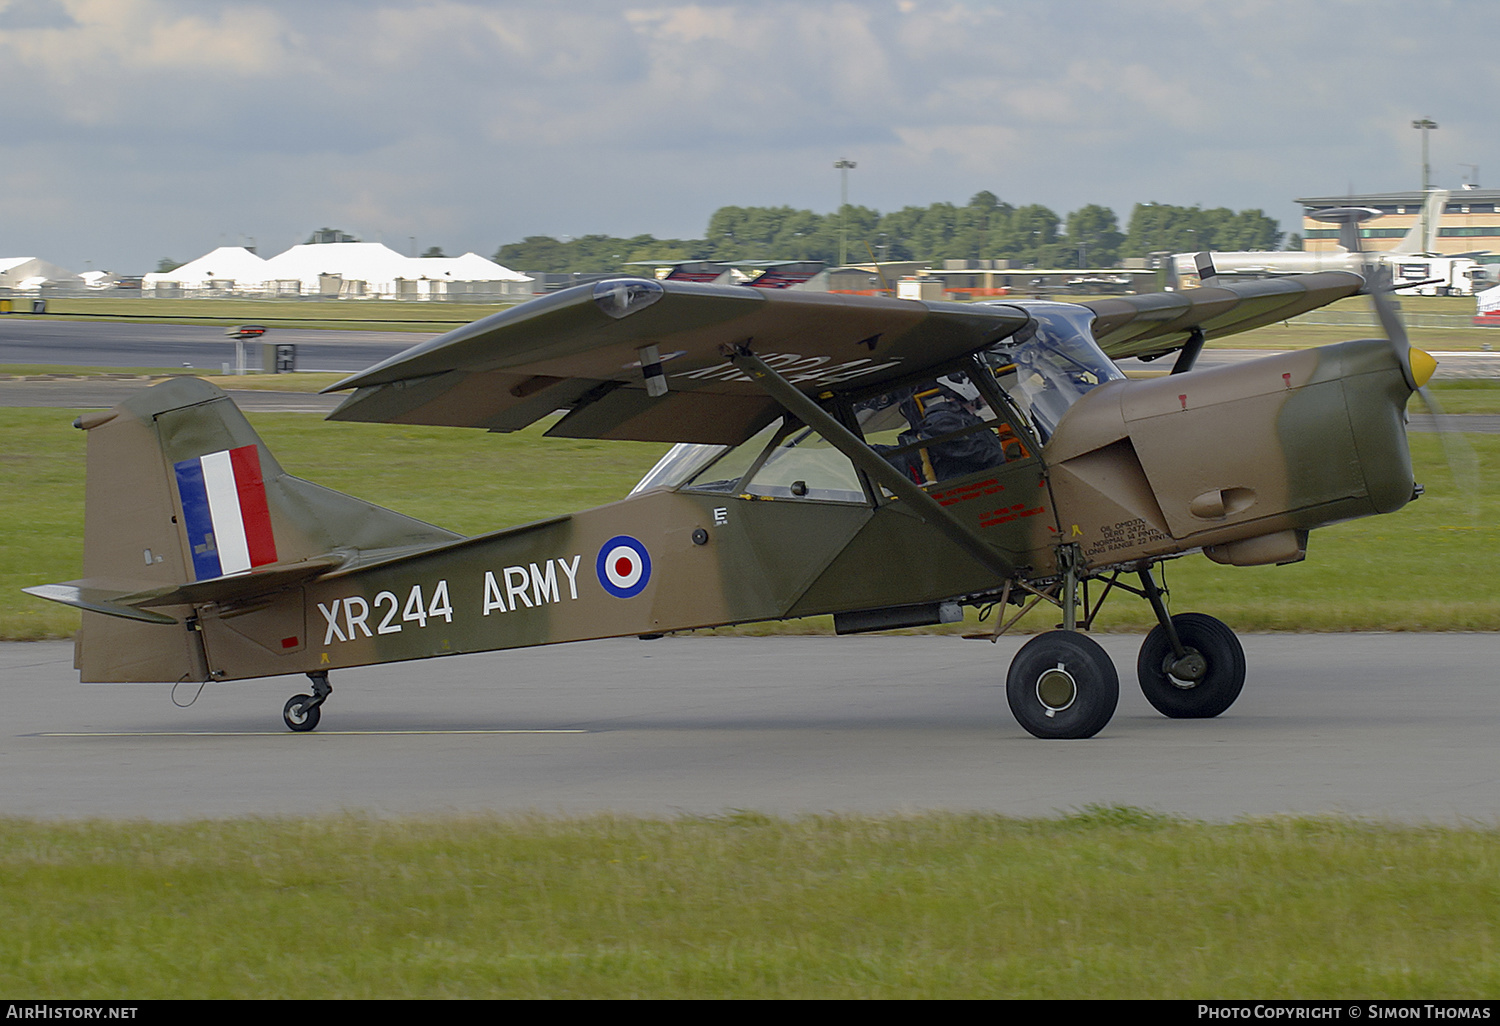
493 192 1286 274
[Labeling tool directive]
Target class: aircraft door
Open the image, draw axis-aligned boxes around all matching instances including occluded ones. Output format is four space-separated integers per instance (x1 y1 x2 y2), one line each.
853 374 1054 568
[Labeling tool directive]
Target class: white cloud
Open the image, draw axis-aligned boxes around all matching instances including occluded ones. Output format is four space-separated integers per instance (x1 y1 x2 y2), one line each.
0 0 1494 270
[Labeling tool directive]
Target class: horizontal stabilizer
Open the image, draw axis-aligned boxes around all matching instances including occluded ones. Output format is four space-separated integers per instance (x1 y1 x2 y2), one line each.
134 556 344 609
27 558 345 624
22 583 180 625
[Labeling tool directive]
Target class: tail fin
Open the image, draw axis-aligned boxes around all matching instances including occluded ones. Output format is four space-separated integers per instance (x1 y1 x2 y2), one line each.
1391 189 1448 255
1193 251 1219 287
27 377 460 681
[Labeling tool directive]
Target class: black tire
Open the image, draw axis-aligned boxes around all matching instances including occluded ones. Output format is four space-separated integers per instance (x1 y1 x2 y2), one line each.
1137 612 1245 719
283 694 321 732
1006 630 1119 739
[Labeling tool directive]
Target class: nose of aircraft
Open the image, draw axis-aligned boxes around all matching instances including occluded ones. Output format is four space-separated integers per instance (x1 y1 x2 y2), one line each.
1407 347 1438 389
1369 271 1439 393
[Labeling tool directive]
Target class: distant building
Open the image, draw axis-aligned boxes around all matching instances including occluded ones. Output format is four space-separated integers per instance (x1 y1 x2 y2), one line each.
825 262 925 295
1298 189 1500 258
917 263 1151 297
306 228 360 245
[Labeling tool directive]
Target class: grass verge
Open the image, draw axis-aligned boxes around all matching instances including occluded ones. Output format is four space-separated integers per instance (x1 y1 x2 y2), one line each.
0 367 348 392
1423 379 1500 414
0 811 1496 999
3 296 509 330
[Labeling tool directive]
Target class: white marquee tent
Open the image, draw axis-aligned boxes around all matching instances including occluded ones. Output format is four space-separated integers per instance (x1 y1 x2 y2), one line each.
141 246 269 294
142 242 531 299
0 257 82 290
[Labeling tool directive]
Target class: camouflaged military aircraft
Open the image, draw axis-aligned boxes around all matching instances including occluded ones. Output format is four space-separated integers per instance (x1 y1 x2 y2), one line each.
26 268 1438 738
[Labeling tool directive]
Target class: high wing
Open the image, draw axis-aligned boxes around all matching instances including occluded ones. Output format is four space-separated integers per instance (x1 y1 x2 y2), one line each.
323 271 1365 445
324 279 1031 445
1074 270 1363 361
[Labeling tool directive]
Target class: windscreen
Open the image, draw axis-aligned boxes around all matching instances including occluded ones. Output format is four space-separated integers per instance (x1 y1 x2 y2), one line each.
983 301 1124 441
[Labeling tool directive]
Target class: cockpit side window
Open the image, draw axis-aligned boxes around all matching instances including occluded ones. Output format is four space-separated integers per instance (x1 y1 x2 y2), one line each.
677 417 867 503
681 420 787 494
742 426 865 501
629 441 728 496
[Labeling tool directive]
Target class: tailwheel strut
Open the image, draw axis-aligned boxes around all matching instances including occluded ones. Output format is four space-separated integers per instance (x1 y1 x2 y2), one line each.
283 671 332 733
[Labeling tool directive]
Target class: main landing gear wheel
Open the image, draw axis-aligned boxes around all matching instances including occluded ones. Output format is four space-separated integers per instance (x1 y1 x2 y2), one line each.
1006 630 1119 739
1136 612 1245 719
283 695 320 732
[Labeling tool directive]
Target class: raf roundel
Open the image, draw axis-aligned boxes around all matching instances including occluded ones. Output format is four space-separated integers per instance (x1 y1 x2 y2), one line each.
596 535 652 599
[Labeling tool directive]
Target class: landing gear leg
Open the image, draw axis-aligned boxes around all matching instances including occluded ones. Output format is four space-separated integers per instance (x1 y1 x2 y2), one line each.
283 671 332 732
1135 568 1245 719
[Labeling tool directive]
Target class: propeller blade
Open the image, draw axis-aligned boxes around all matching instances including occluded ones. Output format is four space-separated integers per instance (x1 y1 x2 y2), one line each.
1413 385 1481 523
1367 262 1437 391
1358 240 1471 522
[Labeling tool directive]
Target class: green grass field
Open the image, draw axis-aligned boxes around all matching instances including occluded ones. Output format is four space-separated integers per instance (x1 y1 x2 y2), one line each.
1 811 1496 999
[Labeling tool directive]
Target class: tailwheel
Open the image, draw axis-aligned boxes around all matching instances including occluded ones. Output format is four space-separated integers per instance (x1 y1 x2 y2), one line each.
1006 630 1119 739
1136 612 1245 719
282 671 332 732
283 694 320 732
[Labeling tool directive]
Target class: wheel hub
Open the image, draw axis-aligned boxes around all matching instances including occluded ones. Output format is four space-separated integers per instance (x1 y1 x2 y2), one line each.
1036 663 1077 716
1165 648 1208 686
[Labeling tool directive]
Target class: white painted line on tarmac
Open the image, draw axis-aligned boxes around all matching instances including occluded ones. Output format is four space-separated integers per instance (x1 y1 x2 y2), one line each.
33 729 590 737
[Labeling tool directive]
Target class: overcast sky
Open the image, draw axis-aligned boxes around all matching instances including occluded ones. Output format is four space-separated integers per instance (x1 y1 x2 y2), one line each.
2 0 1495 272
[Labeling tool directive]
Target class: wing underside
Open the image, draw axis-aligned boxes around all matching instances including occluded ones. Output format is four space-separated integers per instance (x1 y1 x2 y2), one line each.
1079 270 1363 360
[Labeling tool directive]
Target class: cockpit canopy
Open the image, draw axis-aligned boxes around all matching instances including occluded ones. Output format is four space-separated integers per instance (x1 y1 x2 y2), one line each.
631 300 1124 496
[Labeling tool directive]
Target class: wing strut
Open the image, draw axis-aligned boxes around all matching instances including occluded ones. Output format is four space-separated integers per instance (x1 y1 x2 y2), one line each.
1170 327 1206 375
725 345 1017 583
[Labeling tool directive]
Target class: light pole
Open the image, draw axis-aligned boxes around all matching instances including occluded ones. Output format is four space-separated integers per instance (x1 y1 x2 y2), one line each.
1412 118 1439 192
833 159 856 266
1412 118 1439 253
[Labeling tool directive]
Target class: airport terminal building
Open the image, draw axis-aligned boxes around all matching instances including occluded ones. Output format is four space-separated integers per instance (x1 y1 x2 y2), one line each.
1299 189 1500 257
